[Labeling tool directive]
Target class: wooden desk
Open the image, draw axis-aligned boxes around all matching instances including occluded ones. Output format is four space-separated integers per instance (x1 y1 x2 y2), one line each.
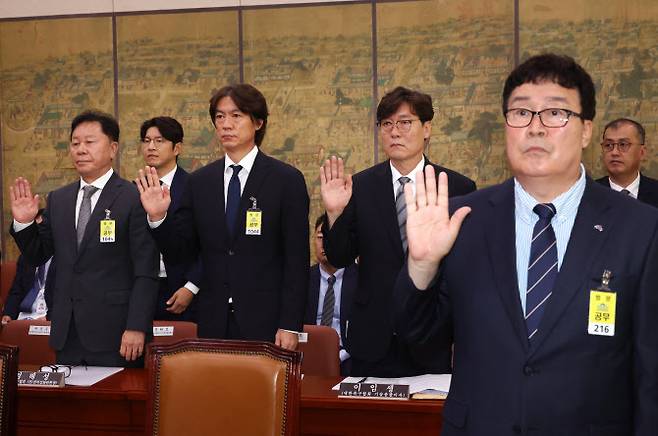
18 371 444 435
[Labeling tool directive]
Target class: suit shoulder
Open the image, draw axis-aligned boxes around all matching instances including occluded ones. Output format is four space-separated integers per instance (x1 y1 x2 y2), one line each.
262 153 306 179
595 176 609 185
431 163 476 192
190 159 223 181
352 161 388 183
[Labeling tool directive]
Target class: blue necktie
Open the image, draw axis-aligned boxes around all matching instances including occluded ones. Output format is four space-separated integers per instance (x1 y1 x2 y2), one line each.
226 165 242 238
19 264 46 313
525 203 557 340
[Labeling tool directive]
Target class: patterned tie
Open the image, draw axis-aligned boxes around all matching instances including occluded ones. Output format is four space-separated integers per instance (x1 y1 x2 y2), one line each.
321 274 336 327
225 165 242 238
396 176 412 252
77 185 99 246
525 203 558 340
620 189 631 196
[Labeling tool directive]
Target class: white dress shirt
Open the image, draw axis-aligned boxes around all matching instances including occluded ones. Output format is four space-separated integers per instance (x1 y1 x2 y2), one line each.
608 171 640 199
390 157 426 200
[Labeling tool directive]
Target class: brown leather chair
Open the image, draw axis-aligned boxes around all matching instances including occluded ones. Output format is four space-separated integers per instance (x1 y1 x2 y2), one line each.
0 343 18 436
298 324 340 376
0 319 56 365
147 339 301 436
0 261 18 313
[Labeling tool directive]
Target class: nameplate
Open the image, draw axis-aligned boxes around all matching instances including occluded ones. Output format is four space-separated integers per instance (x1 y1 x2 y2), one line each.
17 371 64 387
338 383 410 400
297 332 308 343
153 326 174 337
28 325 51 336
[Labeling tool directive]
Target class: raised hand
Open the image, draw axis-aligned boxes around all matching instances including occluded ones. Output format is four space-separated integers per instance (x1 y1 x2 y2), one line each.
320 156 353 226
135 166 170 221
405 166 471 289
10 177 40 224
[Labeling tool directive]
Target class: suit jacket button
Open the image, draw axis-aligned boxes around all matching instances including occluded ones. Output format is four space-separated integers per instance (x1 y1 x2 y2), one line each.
523 365 534 376
228 250 235 256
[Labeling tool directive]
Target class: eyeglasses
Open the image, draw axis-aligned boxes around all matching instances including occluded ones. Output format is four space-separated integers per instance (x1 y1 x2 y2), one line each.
141 137 169 148
504 108 583 128
40 364 81 378
378 119 420 133
600 140 642 153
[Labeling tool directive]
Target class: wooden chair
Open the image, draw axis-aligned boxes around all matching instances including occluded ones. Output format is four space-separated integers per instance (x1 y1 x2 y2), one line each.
0 344 18 436
147 339 301 436
298 324 340 376
0 319 55 365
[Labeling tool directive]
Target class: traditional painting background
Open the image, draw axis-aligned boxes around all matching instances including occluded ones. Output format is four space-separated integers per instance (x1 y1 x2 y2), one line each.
1 0 656 259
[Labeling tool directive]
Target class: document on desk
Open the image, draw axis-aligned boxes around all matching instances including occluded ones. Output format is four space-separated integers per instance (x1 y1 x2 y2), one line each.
65 366 124 386
332 374 451 395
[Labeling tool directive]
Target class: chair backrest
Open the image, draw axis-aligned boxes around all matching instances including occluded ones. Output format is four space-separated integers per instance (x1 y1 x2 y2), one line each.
0 319 55 365
0 344 18 436
147 339 301 436
298 324 340 376
151 321 198 345
0 261 17 313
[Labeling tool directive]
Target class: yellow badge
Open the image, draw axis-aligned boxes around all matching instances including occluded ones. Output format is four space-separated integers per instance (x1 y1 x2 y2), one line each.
245 196 262 236
100 209 116 243
588 290 616 336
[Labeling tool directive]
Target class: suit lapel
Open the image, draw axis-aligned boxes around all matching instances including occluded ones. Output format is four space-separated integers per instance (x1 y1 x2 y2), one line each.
63 182 80 257
307 265 321 323
77 173 123 257
372 161 403 257
485 180 529 352
168 167 186 211
232 151 271 246
529 179 616 354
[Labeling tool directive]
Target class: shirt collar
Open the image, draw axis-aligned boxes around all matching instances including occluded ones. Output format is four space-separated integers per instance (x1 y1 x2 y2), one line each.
319 264 344 280
159 166 178 188
390 156 425 187
79 167 114 191
608 171 640 198
225 145 259 175
514 163 586 224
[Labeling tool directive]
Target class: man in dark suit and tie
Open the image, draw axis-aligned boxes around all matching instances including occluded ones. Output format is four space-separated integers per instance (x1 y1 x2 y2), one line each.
320 86 476 377
140 116 201 321
596 118 658 207
10 110 159 367
395 54 658 435
305 216 357 375
137 84 309 350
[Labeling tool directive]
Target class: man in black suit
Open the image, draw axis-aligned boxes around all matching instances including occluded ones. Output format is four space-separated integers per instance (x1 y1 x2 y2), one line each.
596 118 658 207
10 110 159 367
320 86 476 377
137 84 309 350
140 116 201 321
305 216 357 375
396 54 658 435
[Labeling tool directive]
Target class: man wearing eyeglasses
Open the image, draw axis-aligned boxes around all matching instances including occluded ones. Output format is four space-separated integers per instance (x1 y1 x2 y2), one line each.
139 116 201 321
596 118 658 207
394 53 658 435
320 86 476 377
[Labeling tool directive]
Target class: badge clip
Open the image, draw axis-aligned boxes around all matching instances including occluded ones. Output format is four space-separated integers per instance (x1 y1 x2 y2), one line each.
104 209 111 220
600 269 612 291
249 196 258 210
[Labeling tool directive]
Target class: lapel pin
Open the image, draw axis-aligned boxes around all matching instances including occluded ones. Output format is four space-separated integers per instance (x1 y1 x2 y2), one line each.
594 224 603 232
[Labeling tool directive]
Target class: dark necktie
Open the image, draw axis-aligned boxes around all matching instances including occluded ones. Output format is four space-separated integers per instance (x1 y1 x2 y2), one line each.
396 176 411 252
321 274 336 327
525 203 558 340
620 189 631 196
77 185 99 246
19 263 46 313
225 165 243 238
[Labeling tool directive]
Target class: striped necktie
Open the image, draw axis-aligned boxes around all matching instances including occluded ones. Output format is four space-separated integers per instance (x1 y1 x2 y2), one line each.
321 275 336 326
525 203 557 340
396 176 411 252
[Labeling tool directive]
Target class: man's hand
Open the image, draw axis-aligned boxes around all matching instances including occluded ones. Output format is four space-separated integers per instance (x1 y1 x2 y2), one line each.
406 166 471 290
10 177 39 224
166 287 194 314
1 315 11 325
135 166 170 222
120 330 145 361
320 156 353 227
275 329 299 351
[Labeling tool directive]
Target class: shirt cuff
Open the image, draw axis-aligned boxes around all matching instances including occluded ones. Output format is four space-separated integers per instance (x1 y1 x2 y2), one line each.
282 329 299 335
147 213 167 228
13 219 34 232
183 282 199 295
339 348 351 362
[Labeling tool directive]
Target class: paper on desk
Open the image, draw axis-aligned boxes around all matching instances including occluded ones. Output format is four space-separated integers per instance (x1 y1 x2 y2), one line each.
332 374 451 394
63 366 124 386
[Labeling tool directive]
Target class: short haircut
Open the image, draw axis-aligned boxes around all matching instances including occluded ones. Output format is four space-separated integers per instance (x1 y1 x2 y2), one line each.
208 84 268 146
140 116 184 145
70 110 120 142
314 216 324 230
603 118 645 144
502 53 596 121
376 86 434 123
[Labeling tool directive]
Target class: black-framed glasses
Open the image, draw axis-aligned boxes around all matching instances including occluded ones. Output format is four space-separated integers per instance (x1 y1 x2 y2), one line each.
377 118 420 133
140 137 169 148
504 108 583 128
40 364 85 378
600 140 642 153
